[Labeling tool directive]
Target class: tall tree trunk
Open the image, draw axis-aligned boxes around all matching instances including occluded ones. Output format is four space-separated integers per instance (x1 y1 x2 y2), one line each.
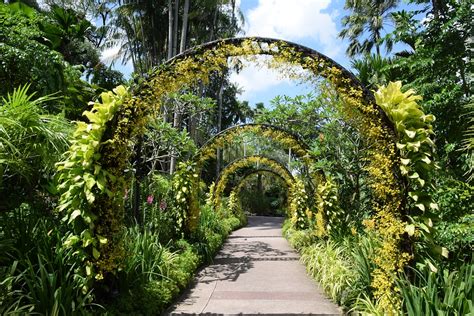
215 72 225 179
169 109 181 174
209 0 220 41
179 0 190 53
150 6 157 65
172 0 179 56
167 0 173 60
168 0 180 173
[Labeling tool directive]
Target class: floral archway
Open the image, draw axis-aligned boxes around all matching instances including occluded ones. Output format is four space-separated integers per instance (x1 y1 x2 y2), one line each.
56 37 438 309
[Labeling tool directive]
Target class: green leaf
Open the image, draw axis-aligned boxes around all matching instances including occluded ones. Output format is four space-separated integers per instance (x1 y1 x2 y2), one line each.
427 260 438 273
405 129 417 138
415 203 425 212
68 209 81 223
429 202 439 210
85 189 95 204
401 158 411 165
405 224 416 236
409 191 419 201
97 235 108 244
63 235 80 247
84 174 96 190
441 247 449 258
92 247 100 259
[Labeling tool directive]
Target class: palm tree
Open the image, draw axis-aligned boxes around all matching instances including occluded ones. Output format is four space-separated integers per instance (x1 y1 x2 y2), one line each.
339 0 399 57
351 54 393 89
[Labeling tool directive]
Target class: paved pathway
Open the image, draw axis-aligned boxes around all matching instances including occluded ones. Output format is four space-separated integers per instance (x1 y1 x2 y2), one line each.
166 216 341 315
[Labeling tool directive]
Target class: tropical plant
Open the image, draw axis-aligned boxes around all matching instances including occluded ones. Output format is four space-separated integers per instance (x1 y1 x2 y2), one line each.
388 0 472 177
351 54 393 89
0 85 70 211
462 98 474 182
339 0 399 57
300 239 357 307
397 263 473 315
0 204 95 315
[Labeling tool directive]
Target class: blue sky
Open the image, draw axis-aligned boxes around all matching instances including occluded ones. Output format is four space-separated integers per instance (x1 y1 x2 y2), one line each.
106 0 420 107
231 0 351 106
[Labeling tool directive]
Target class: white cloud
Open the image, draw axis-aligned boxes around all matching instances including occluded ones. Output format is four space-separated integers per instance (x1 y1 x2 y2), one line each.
232 0 341 101
101 46 134 78
245 0 340 57
229 56 313 103
230 62 291 101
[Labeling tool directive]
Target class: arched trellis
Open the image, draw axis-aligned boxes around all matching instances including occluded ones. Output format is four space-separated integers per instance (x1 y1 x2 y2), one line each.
233 168 293 197
56 37 410 308
213 155 294 208
195 123 322 196
232 169 293 216
196 123 314 167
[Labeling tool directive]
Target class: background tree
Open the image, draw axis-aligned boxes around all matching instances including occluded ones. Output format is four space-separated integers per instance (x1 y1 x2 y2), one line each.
339 0 399 57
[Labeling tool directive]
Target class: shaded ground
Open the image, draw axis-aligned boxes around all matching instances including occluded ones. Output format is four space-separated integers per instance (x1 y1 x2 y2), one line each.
166 216 341 315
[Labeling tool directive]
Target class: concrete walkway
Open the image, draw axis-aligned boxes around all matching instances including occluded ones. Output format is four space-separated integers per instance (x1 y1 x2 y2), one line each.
166 216 341 315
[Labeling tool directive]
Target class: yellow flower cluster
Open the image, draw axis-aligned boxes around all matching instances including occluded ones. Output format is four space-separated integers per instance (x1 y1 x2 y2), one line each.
289 178 309 229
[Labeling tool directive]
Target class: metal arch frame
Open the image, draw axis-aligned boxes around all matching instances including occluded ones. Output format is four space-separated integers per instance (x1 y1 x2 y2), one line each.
215 155 294 188
152 37 373 102
197 123 324 195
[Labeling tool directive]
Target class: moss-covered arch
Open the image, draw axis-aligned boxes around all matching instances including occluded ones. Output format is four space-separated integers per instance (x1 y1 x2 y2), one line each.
213 155 294 208
56 37 412 308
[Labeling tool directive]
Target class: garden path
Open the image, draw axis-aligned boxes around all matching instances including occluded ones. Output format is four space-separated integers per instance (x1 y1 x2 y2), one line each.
166 216 341 315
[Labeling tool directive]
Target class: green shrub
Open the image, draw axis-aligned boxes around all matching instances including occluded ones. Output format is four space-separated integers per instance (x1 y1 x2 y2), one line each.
110 230 200 315
433 178 474 266
398 263 473 315
348 234 378 297
119 226 178 288
284 226 315 251
0 85 70 211
300 240 357 307
0 204 95 315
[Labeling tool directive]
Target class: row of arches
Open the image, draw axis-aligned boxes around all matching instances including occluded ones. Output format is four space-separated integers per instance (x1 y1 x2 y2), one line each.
56 37 413 309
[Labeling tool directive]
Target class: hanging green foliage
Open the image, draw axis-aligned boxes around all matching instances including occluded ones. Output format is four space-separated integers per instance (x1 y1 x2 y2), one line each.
171 161 200 234
375 81 447 260
314 176 343 237
56 86 129 284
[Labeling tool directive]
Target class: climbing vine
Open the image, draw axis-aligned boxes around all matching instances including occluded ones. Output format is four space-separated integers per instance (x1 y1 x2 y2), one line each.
171 161 200 234
56 86 130 284
289 178 310 230
226 190 246 224
314 176 342 238
375 82 445 259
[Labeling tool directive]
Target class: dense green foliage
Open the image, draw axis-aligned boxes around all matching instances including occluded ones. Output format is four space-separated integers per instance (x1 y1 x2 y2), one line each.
0 85 70 210
0 0 472 314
